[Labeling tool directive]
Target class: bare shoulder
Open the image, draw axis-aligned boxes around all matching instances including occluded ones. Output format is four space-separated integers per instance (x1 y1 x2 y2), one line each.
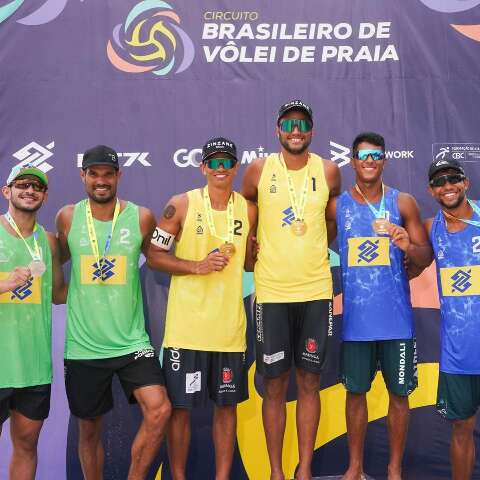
397 191 420 217
46 231 59 254
242 158 266 201
55 204 75 230
322 158 341 195
424 217 434 235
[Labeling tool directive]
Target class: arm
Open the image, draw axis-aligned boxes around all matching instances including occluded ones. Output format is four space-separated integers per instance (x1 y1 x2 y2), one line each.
323 159 341 198
390 193 433 270
0 267 32 294
244 200 258 272
139 206 158 256
145 194 228 275
55 205 74 264
325 196 338 245
48 232 68 304
241 159 264 203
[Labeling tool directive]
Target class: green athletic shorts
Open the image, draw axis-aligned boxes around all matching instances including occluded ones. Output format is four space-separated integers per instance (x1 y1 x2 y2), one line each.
436 372 480 420
340 339 418 396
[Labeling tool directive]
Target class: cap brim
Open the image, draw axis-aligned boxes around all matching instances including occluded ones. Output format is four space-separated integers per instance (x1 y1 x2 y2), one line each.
202 151 237 162
11 168 48 186
82 161 119 170
278 106 313 123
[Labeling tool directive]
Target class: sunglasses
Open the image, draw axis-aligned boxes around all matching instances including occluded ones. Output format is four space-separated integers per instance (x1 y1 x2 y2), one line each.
429 173 465 188
354 149 386 161
204 158 236 170
10 181 47 193
279 118 313 133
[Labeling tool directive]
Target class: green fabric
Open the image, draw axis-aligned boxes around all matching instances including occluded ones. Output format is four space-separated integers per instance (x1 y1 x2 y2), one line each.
66 201 151 359
437 372 480 420
0 223 52 388
340 339 417 396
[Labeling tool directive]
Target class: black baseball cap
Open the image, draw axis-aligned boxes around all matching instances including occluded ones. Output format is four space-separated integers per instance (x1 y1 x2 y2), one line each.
82 145 119 170
277 100 313 124
202 137 237 162
428 156 465 181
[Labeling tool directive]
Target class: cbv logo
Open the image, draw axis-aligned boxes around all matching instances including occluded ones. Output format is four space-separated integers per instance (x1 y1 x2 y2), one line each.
76 152 151 167
12 141 55 173
357 239 380 263
451 269 472 293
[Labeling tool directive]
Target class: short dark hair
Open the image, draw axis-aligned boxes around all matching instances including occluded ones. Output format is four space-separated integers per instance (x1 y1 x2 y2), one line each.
352 132 385 155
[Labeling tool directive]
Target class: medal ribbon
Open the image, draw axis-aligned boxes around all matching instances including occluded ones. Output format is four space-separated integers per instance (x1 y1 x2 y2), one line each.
4 212 41 261
279 153 309 221
85 199 120 270
355 183 386 219
202 188 234 244
442 199 480 228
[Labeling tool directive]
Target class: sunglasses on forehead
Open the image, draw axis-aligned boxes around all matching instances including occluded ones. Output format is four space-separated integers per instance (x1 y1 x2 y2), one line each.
10 181 47 192
279 118 313 133
204 158 236 170
354 149 386 161
429 173 465 188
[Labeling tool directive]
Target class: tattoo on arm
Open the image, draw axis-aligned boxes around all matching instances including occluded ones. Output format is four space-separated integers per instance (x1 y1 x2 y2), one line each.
163 204 176 219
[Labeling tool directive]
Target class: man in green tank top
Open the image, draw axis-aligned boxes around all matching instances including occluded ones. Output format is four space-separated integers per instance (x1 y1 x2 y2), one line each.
0 164 66 480
56 145 171 480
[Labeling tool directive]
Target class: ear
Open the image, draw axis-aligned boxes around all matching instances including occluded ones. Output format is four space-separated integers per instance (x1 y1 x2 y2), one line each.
1 186 11 201
80 169 86 184
464 176 470 191
117 170 122 181
200 163 207 176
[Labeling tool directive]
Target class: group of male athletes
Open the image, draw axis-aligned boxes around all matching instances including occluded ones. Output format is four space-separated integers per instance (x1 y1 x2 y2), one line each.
1 99 479 480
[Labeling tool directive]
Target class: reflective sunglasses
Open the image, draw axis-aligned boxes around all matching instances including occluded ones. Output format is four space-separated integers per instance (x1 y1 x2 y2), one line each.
429 173 465 188
355 149 386 161
279 118 313 133
10 181 47 193
204 158 236 170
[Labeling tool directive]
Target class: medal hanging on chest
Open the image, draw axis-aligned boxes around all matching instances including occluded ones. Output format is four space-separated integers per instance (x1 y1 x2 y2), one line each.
354 183 390 235
85 199 120 281
279 153 310 237
4 212 45 277
202 188 236 258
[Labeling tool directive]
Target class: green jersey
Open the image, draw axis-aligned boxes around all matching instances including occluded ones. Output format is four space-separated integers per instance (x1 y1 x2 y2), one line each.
0 222 52 388
66 200 152 359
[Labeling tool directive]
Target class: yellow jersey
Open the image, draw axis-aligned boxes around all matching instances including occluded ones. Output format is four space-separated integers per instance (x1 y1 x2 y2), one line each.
255 153 332 302
163 188 249 351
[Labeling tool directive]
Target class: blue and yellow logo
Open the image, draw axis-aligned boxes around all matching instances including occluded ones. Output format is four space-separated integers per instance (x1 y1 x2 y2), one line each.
0 272 41 304
440 265 480 296
281 206 295 227
107 0 195 77
80 255 127 285
348 237 390 267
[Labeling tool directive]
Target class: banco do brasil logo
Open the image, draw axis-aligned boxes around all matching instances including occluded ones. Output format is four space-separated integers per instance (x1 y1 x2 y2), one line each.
357 239 380 264
107 0 194 76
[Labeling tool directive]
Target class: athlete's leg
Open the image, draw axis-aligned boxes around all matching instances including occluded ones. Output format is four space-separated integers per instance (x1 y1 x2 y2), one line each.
213 404 236 480
295 368 321 480
386 392 409 480
263 371 290 480
128 384 171 480
451 415 476 480
342 392 367 480
9 410 43 480
78 416 104 480
167 408 191 480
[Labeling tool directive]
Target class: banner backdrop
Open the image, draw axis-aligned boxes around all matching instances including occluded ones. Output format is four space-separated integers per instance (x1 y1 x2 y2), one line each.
1 0 480 478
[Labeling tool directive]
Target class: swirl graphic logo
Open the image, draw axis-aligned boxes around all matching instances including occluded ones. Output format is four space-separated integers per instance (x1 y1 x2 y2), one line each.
107 0 194 76
419 0 480 42
357 239 380 264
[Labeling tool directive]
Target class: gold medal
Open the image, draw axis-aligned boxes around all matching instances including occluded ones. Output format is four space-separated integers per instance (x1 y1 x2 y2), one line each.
219 242 236 258
291 220 307 236
372 218 390 235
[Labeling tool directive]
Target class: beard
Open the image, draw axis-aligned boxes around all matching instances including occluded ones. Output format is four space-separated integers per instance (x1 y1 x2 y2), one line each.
440 191 466 210
87 187 117 204
10 196 43 213
279 136 311 155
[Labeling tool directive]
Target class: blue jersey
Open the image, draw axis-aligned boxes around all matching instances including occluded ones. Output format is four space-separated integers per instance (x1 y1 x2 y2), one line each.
336 189 414 341
431 207 480 374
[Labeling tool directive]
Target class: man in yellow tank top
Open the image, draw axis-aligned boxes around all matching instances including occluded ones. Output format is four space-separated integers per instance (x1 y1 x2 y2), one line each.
242 100 341 480
147 137 257 480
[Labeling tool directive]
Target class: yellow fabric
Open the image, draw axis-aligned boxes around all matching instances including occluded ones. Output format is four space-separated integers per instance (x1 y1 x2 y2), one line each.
164 188 249 351
255 153 332 302
440 265 480 296
347 237 391 267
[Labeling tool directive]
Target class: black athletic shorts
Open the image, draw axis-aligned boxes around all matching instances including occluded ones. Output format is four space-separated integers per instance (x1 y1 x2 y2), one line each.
162 348 248 408
64 349 165 419
254 299 333 378
0 384 51 424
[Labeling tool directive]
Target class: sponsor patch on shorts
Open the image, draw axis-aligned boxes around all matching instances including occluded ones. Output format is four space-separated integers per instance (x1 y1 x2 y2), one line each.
263 351 285 365
185 371 201 394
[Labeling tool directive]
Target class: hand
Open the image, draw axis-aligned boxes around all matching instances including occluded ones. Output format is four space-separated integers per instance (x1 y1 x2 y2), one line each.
193 252 229 274
6 266 32 290
387 224 410 252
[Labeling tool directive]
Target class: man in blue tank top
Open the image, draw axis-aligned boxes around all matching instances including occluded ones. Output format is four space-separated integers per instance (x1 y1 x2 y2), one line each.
326 132 432 480
425 156 480 480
